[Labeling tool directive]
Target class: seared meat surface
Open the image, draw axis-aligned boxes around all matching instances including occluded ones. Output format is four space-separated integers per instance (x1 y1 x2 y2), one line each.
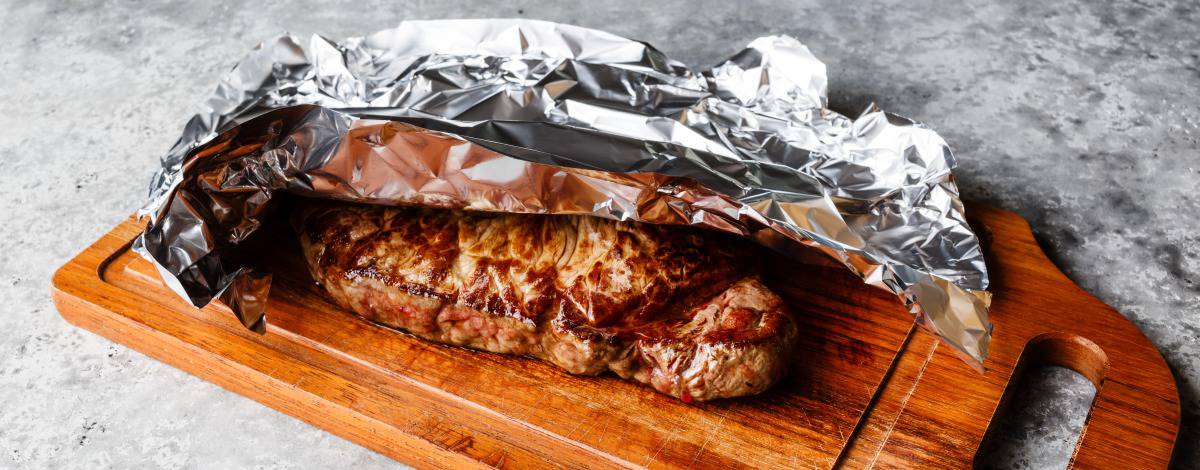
295 201 796 401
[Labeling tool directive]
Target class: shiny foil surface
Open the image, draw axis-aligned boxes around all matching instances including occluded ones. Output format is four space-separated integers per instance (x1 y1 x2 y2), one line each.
134 19 992 365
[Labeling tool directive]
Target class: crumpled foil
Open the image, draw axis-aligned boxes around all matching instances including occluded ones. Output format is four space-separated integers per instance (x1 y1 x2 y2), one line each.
133 19 992 365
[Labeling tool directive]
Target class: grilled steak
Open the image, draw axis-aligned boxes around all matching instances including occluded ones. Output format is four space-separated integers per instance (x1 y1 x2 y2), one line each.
295 201 797 401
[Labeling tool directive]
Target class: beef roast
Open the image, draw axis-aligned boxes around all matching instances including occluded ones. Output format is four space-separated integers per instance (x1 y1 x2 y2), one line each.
294 201 797 401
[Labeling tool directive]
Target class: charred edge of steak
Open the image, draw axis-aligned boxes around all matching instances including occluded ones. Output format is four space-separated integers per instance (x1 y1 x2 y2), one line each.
294 201 797 401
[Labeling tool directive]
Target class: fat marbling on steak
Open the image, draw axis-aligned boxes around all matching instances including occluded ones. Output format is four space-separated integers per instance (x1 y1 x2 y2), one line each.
294 201 797 401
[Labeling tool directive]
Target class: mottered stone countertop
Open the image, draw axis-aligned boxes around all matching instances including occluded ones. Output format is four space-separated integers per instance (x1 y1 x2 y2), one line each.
1 1 1196 468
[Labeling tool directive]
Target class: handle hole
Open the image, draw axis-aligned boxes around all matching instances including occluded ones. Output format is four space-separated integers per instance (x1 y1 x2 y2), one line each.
974 333 1108 469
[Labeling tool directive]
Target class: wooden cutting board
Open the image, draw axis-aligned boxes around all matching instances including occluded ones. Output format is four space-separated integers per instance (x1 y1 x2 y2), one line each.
51 205 1179 469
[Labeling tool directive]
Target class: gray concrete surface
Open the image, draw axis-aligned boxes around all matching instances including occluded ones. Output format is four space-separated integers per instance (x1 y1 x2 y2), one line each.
1 0 1196 468
976 366 1097 469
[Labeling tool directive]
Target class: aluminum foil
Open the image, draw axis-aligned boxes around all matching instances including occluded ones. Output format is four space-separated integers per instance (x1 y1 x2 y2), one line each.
134 19 992 365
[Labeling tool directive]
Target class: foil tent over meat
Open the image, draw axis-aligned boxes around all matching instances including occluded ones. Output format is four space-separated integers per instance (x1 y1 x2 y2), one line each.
134 19 993 365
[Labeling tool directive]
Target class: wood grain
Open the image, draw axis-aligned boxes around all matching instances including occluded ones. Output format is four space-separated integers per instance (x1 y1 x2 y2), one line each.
51 205 1180 468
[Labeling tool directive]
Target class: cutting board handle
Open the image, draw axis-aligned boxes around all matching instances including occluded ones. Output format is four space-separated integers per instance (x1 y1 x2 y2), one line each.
965 206 1180 468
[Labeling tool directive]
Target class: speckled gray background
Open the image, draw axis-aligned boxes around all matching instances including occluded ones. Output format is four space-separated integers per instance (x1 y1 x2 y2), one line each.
1 0 1196 468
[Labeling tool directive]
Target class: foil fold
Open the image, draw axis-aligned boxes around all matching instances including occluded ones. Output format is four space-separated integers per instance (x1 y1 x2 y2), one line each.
134 19 992 365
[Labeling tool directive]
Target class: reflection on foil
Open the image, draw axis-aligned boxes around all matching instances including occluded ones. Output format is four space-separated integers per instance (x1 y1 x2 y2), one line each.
134 19 992 365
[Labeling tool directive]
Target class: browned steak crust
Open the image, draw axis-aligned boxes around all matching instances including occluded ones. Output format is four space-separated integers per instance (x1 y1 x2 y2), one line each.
295 201 797 401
